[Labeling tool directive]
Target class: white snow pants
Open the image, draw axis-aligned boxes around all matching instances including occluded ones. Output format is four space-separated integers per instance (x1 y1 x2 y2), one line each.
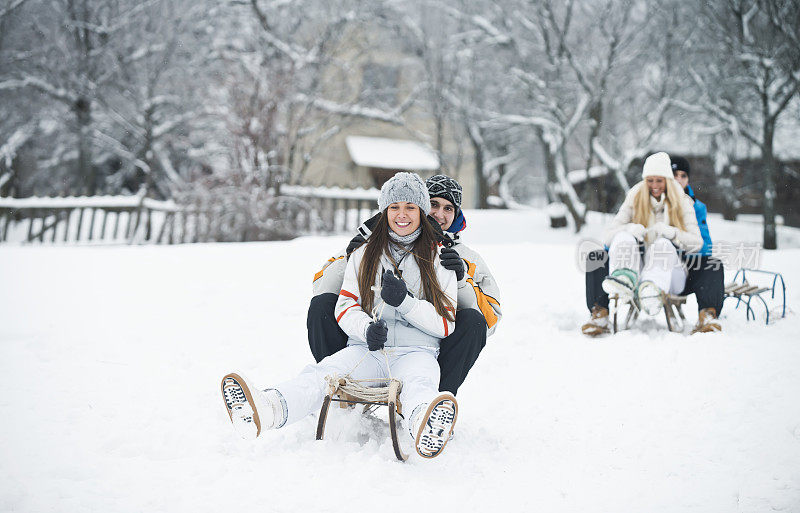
273 345 441 428
608 231 687 295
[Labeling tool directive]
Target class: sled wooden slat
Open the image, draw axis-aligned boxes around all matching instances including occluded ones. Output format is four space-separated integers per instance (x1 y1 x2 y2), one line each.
724 282 769 297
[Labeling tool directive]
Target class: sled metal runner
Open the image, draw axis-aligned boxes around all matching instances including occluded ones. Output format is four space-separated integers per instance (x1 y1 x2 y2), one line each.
316 376 408 461
609 293 687 333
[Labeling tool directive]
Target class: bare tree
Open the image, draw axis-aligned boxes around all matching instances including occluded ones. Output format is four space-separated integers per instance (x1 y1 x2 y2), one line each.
690 0 800 249
0 0 206 196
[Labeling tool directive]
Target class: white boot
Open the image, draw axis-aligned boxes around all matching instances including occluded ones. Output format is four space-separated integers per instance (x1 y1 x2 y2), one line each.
602 268 638 304
221 373 284 440
637 280 664 315
409 393 458 459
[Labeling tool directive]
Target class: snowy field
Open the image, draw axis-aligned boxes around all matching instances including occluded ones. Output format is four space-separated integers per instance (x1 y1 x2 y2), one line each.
2 209 800 513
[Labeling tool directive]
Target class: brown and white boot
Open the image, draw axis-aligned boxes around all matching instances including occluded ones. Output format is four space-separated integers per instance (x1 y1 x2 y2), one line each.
581 306 610 337
410 393 458 458
691 308 721 334
221 372 284 439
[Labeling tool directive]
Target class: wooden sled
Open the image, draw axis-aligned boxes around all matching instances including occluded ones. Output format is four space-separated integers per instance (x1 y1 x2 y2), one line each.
609 293 687 333
316 375 407 461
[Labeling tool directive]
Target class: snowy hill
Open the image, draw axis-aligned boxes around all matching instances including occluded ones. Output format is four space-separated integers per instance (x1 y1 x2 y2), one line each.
1 210 799 512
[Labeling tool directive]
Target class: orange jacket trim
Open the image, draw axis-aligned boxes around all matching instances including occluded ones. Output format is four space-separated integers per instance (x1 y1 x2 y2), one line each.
336 303 361 323
313 255 345 283
466 260 477 278
463 256 500 329
340 289 358 301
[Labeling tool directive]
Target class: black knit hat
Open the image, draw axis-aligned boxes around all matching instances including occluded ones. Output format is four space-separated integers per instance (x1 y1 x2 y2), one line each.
425 174 462 212
670 156 691 176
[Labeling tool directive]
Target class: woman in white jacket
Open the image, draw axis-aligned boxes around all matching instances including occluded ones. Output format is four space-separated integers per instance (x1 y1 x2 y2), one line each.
602 152 703 315
220 172 459 459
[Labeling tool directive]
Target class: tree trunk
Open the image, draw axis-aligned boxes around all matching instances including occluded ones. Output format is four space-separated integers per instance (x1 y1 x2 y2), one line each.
762 122 777 250
537 128 557 204
75 96 94 195
583 101 602 211
720 165 738 221
467 125 488 208
539 129 585 231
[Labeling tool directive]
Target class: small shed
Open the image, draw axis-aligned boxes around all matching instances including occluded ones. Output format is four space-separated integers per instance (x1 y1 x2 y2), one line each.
345 136 439 187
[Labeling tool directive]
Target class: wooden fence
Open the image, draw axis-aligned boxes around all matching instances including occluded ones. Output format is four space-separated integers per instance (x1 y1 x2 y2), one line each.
280 185 379 234
0 186 380 245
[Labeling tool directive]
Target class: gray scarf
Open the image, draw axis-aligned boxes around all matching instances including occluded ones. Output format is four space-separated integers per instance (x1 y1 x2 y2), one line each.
387 227 421 265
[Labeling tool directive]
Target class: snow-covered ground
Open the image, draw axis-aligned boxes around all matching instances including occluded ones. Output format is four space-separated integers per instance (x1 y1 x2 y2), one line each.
1 210 799 513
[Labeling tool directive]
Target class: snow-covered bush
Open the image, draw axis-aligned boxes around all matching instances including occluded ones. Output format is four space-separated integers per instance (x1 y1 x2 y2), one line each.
175 178 315 242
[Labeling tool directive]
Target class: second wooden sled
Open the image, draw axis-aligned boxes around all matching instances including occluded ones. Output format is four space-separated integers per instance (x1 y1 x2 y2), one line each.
315 375 407 461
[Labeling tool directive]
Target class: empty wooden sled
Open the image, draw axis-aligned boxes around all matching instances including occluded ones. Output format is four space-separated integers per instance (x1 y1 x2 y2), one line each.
723 268 786 325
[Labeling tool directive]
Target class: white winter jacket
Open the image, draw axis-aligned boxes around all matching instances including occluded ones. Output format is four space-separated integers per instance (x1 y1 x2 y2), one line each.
334 245 457 349
603 181 703 253
312 228 501 338
445 234 502 336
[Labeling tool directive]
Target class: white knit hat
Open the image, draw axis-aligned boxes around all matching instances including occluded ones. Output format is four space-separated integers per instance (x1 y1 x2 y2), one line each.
641 152 674 180
378 172 431 215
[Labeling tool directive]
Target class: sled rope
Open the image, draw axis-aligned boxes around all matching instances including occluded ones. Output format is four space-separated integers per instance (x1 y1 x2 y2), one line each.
328 287 400 403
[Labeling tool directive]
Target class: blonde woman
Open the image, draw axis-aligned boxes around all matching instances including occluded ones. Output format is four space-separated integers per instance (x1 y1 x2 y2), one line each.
602 152 702 315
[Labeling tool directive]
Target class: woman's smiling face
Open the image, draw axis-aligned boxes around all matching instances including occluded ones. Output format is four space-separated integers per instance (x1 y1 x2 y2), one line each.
646 176 666 198
387 202 421 236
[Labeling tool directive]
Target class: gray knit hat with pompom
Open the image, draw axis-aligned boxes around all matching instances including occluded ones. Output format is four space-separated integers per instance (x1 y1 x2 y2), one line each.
377 172 431 215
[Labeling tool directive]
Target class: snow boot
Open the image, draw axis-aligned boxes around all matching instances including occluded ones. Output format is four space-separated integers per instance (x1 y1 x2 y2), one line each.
581 305 610 337
637 280 664 315
410 393 458 459
602 268 638 303
221 372 283 440
691 307 721 334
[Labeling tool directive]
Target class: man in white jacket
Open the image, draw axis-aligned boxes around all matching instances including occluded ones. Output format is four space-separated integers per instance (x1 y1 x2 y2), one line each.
307 175 502 395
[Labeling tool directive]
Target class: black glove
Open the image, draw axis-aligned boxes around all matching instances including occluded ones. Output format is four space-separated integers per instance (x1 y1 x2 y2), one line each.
439 247 464 281
366 320 387 351
346 234 366 256
380 270 408 307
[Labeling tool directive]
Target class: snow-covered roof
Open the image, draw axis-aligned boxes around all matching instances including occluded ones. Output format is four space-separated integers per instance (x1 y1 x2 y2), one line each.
345 136 439 171
0 195 178 211
281 184 380 200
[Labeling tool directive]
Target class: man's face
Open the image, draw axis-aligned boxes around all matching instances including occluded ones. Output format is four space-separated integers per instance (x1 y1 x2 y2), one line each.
429 197 456 231
673 170 689 189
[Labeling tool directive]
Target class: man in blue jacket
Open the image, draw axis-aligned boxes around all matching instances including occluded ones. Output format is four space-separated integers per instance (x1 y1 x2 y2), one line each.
672 156 712 256
582 155 724 335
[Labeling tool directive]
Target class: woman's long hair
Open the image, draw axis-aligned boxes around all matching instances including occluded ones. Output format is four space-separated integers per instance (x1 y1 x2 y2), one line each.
631 179 686 230
357 211 455 322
